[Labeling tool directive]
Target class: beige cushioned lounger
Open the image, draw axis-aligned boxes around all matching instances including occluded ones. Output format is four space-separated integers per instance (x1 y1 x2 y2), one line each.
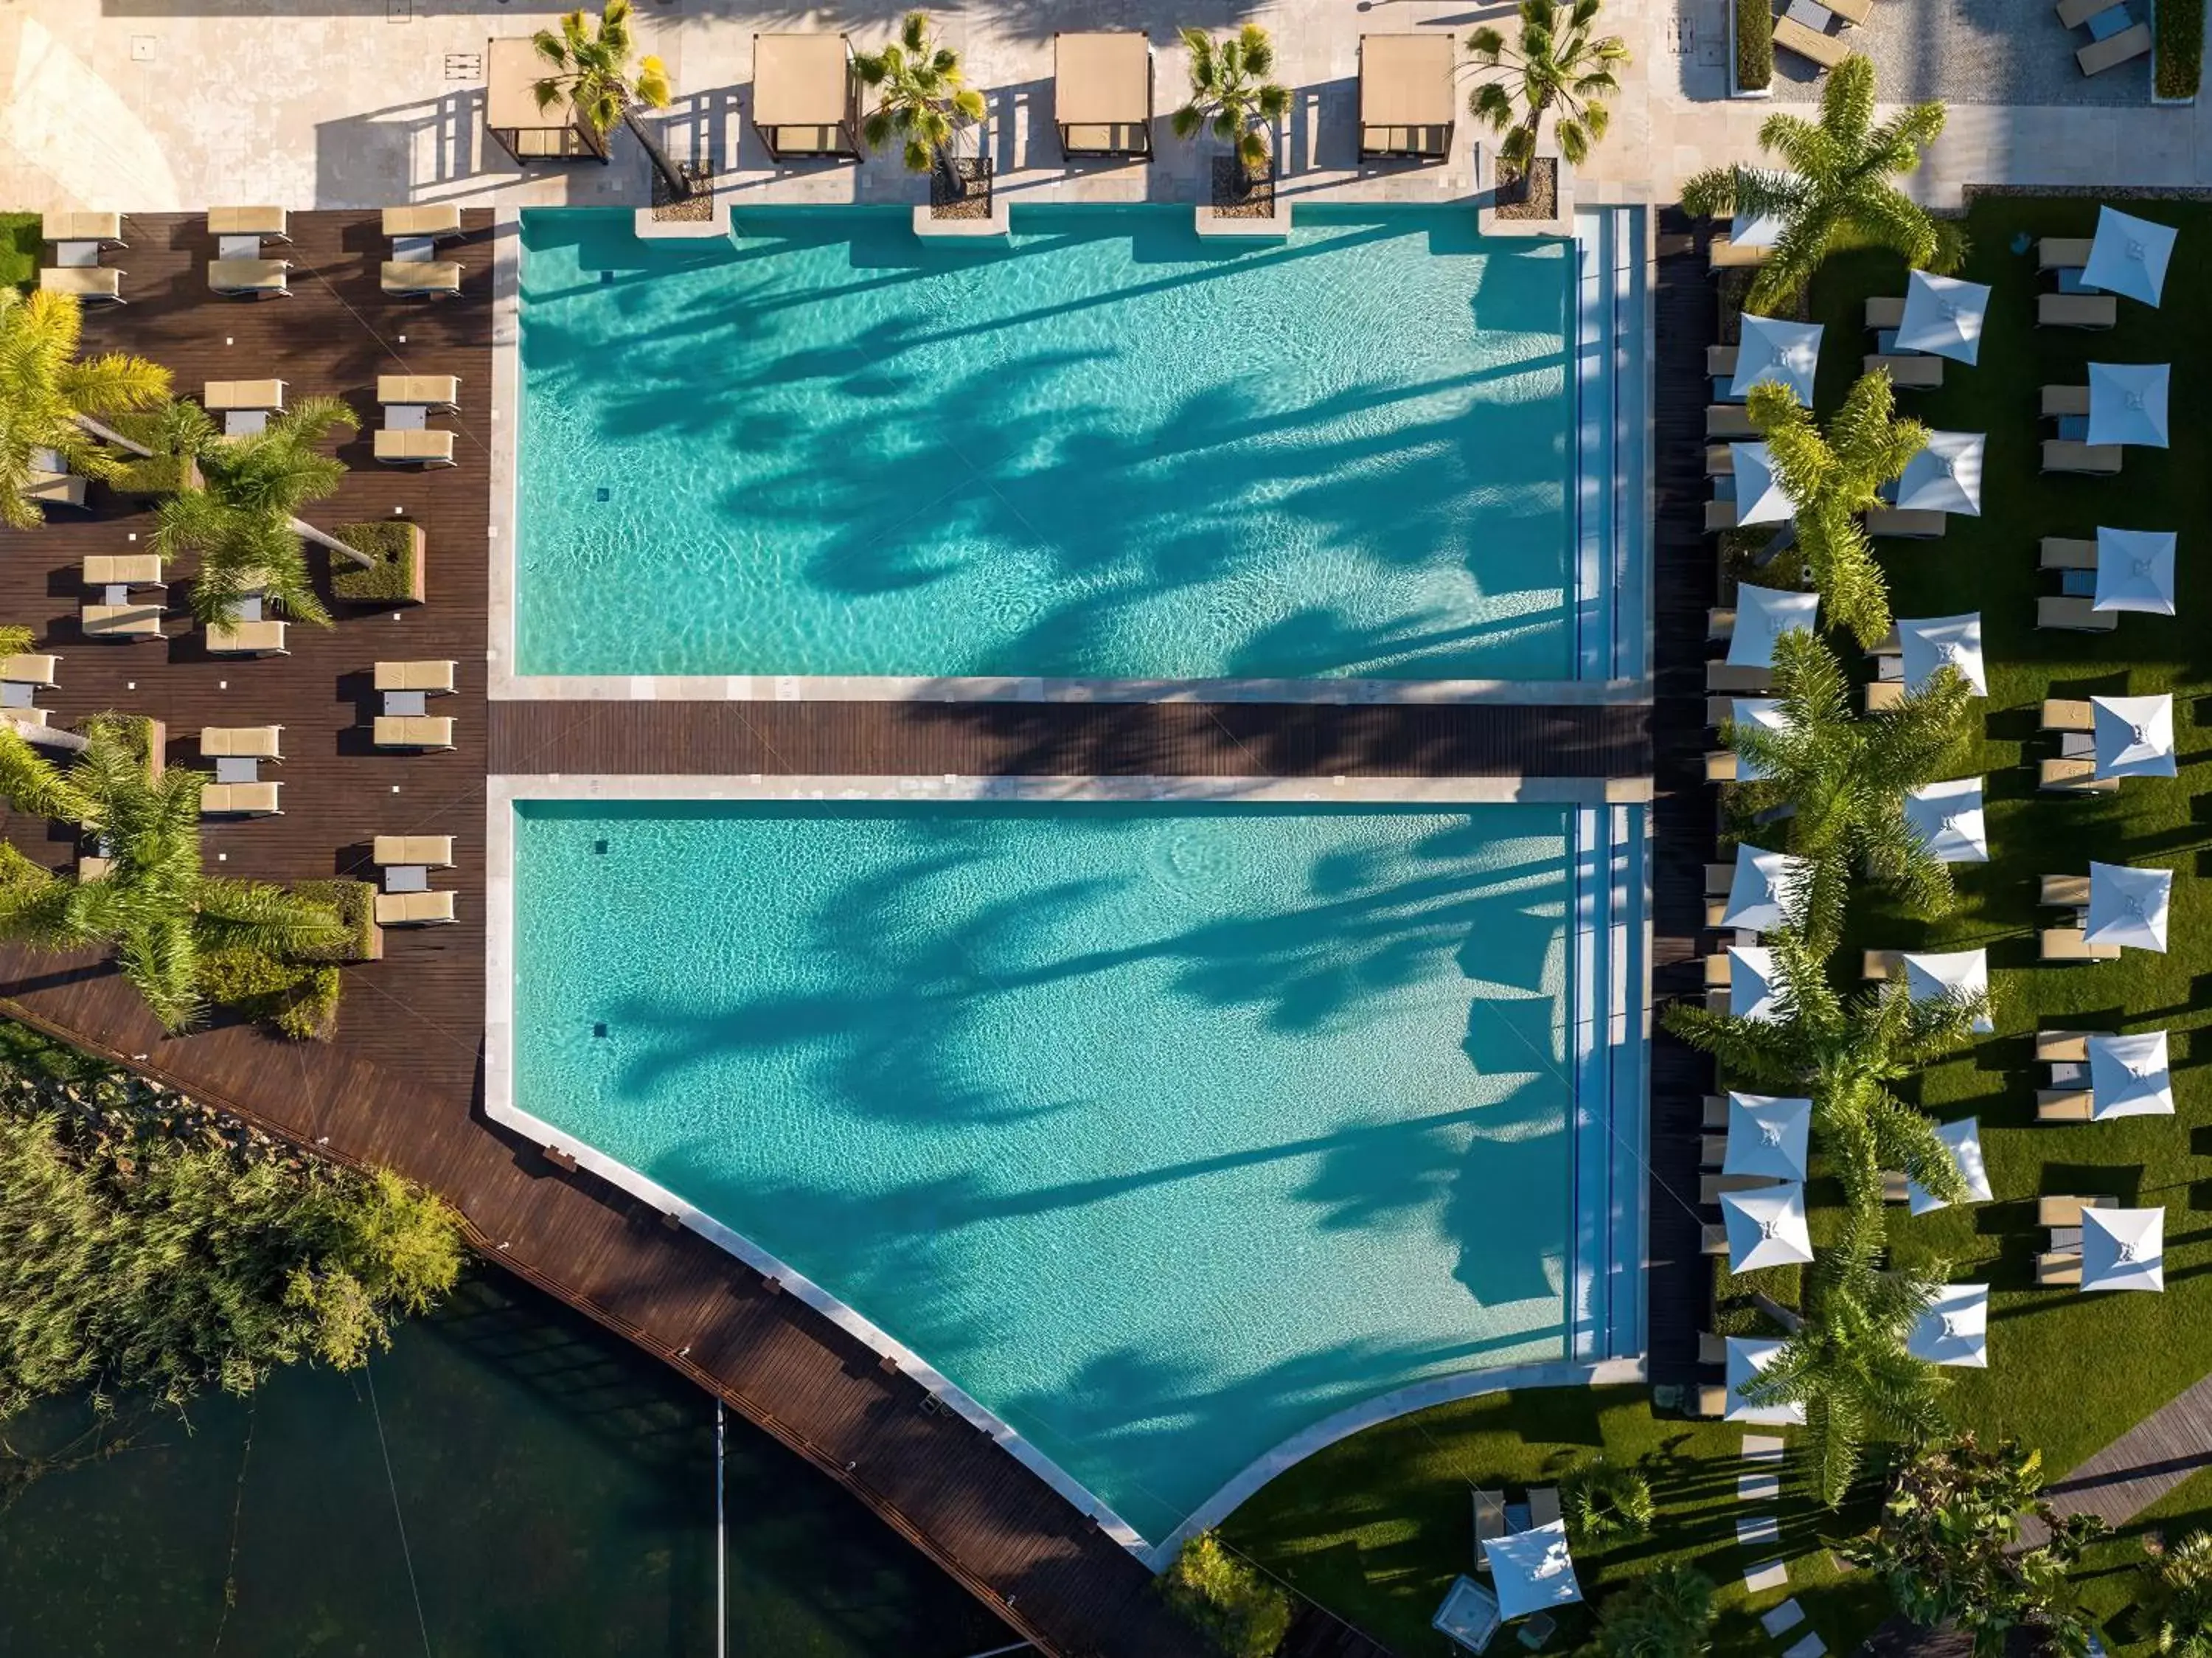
378 375 461 409
2040 756 2118 792
375 889 457 926
383 205 464 238
0 655 58 686
28 474 88 508
209 260 291 296
208 207 288 238
374 834 456 867
374 715 456 749
205 620 289 655
1707 235 1769 270
204 379 285 412
41 268 122 302
1773 15 1848 68
2044 698 2096 732
201 781 282 816
2042 927 2121 962
2038 1089 2095 1121
84 554 164 587
201 725 283 760
375 429 456 466
375 660 457 694
380 260 463 296
2079 23 2151 74
44 212 123 244
82 603 164 640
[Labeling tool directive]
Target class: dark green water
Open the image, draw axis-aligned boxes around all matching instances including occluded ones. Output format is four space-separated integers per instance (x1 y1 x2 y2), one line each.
0 1273 1015 1657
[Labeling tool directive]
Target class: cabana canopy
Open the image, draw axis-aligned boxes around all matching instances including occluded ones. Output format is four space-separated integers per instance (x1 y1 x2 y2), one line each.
1904 777 1989 864
1057 32 1153 158
2087 361 2171 448
1908 1283 1990 1368
484 35 607 162
1908 1116 1994 1215
1902 948 1993 1033
1893 431 1984 516
2093 527 2178 614
1727 583 1819 668
1481 1522 1582 1621
2090 1030 2174 1119
1899 614 1988 696
2082 205 2177 307
1728 698 1791 783
1727 944 1782 1021
1724 1336 1806 1425
1728 442 1793 525
1722 844 1810 933
2085 861 2171 953
752 34 862 161
1358 34 1455 159
2093 693 2177 780
1731 314 1823 404
1896 270 1992 365
1721 1181 1813 1272
1723 1092 1812 1182
2081 1207 2165 1293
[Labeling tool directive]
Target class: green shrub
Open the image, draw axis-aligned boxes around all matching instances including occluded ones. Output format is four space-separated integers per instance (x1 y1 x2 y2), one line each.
330 521 420 604
1160 1531 1293 1658
1596 1564 1717 1658
2158 0 2203 98
291 879 378 965
271 966 341 1041
108 452 194 498
79 711 155 771
1736 0 1773 90
1565 1457 1657 1541
0 213 39 294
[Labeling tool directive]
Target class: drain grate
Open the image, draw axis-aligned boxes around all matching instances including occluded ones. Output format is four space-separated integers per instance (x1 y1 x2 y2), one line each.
445 51 481 80
592 1022 608 1039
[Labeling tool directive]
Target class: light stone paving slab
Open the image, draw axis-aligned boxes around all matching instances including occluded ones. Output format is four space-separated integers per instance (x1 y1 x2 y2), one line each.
1744 1558 1791 1594
1736 1514 1781 1547
1739 1471 1781 1501
1761 1597 1807 1637
1742 1433 1788 1462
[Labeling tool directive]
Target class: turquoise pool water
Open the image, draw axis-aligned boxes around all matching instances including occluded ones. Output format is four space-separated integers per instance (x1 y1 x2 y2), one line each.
510 799 1587 1542
518 207 1575 681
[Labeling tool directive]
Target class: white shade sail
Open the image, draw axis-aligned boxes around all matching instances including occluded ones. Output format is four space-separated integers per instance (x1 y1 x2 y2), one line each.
1723 844 1811 932
1481 1521 1583 1621
2090 1030 2174 1119
1728 583 1820 668
2085 861 2171 953
1730 442 1795 525
1902 948 1994 1034
1903 777 1989 864
1893 431 1984 516
1727 945 1783 1022
1723 1092 1812 1182
1899 614 1987 695
1895 270 1992 365
1908 1283 1990 1368
1908 1116 1995 1215
2093 528 2177 615
1725 1335 1806 1425
1731 313 1823 404
2093 693 2177 780
2087 361 2171 448
2081 206 2177 307
1722 1181 1815 1272
1729 698 1792 782
2081 1207 2165 1293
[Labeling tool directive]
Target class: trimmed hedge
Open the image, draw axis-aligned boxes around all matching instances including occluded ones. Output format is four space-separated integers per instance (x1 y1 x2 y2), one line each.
291 879 380 965
108 453 196 498
198 948 342 1041
330 520 422 605
1737 0 1774 90
2159 0 2203 98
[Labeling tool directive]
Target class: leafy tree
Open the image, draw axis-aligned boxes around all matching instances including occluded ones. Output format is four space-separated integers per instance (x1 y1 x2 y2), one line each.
0 288 170 530
1681 54 1961 313
855 13 988 202
1595 1564 1717 1658
1845 1435 2106 1657
1467 0 1630 175
1564 1456 1655 1541
1748 373 1928 650
1159 1530 1293 1658
2139 1530 2212 1658
1172 25 1292 190
534 0 691 201
1725 629 1976 932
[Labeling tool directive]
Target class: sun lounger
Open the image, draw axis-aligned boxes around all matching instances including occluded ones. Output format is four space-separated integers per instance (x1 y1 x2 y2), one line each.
2079 22 2152 73
2039 1030 2096 1063
382 204 465 240
1773 14 1849 69
1705 662 1772 693
1703 1095 1731 1129
1863 679 1905 713
2042 927 2121 962
1698 1331 1727 1364
1703 1176 1787 1209
1865 353 1944 389
200 725 283 760
1706 447 1736 478
2040 537 2098 569
1528 1487 1562 1529
2039 595 2119 631
41 268 123 303
2042 385 2091 418
381 260 463 298
208 207 289 240
2036 1252 2084 1286
1705 345 1739 378
377 375 461 410
81 603 164 641
83 555 162 589
1866 508 1946 538
43 212 124 246
375 429 456 467
1473 1489 1508 1566
2039 293 2118 329
1700 1132 1728 1168
2038 1090 2095 1121
205 620 288 656
1705 696 1742 727
1863 948 1902 981
2043 698 2095 732
2057 0 2125 27
375 889 458 926
2042 440 2123 474
2040 756 2119 793
204 379 285 412
373 834 456 868
2039 237 2094 271
1706 404 1759 439
1865 296 1907 331
201 781 282 816
1705 861 1736 897
2042 873 2093 906
1708 236 1768 271
27 473 88 509
1877 1169 1910 1204
1703 954 1733 990
1700 1223 1730 1255
1705 751 1739 783
375 660 457 695
373 715 456 750
1705 500 1740 533
2039 1195 2112 1229
0 655 58 687
208 260 291 298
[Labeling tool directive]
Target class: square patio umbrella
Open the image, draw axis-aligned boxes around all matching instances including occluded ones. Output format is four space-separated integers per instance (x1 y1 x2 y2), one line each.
2087 362 2171 448
1907 1283 1989 1368
2081 1207 2165 1293
2090 1030 2174 1118
2081 205 2177 306
1726 945 1782 1021
1722 844 1811 932
1902 948 1994 1033
1729 442 1794 525
2085 861 2171 954
2093 693 2177 779
1899 614 1988 696
1724 1335 1806 1425
1731 314 1823 405
1727 583 1820 667
1893 431 1984 516
1481 1522 1582 1621
1729 698 1792 782
1895 270 1992 365
1723 1092 1812 1182
1903 777 1989 864
1721 1181 1814 1272
2093 527 2178 615
1908 1116 1994 1215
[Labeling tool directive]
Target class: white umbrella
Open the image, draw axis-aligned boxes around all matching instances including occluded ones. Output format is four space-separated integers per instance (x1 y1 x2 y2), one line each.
1899 614 1987 695
1722 845 1811 932
1895 270 1992 365
2093 528 2178 615
1908 1117 1995 1215
1731 314 1823 405
1902 948 1993 1034
1724 1336 1806 1426
1481 1521 1582 1620
1727 583 1820 668
1731 192 1793 249
1724 1092 1812 1182
2085 861 2171 953
2081 1207 2165 1293
1893 431 1984 516
1721 1181 1814 1272
2081 205 2177 307
2087 362 2171 448
1908 1283 1990 1368
1727 945 1782 1022
2090 1031 2174 1119
2093 694 2177 780
1729 698 1792 783
1903 777 1989 864
1730 442 1794 525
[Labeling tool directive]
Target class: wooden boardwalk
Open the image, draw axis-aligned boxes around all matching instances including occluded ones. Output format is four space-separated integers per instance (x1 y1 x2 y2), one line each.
2040 1365 2212 1530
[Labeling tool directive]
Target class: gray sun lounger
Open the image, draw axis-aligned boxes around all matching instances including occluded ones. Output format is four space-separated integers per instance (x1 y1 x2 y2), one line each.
1865 353 1943 388
2042 440 2123 474
2039 595 2120 631
2079 22 2152 74
2039 293 2117 328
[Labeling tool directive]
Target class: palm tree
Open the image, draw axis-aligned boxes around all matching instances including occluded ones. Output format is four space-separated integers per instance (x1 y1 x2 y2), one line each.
1727 629 1976 928
0 288 170 530
2139 1531 2212 1658
533 0 691 202
1680 54 1961 313
855 13 988 202
1750 373 1927 650
1172 24 1292 192
1467 0 1630 178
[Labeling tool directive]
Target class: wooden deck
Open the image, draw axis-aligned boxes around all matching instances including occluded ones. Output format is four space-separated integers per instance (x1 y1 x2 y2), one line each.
0 209 1650 1658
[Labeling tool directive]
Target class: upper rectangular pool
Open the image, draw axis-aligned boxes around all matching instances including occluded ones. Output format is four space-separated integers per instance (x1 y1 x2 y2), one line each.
515 207 1587 685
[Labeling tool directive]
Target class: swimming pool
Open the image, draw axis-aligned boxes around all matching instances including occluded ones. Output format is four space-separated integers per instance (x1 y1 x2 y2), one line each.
493 786 1647 1547
515 207 1586 686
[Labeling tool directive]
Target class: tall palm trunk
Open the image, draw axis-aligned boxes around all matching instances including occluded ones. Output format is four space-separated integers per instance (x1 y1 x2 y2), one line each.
74 414 152 459
289 516 374 572
931 139 966 201
1237 120 1270 192
22 726 88 755
621 101 692 201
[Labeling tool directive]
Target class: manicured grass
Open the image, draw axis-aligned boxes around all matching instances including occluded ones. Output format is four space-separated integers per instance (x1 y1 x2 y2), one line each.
2074 1464 2212 1635
0 212 39 293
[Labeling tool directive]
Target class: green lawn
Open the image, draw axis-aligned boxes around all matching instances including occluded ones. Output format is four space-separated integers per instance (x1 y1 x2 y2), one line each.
2073 1463 2212 1631
0 212 41 292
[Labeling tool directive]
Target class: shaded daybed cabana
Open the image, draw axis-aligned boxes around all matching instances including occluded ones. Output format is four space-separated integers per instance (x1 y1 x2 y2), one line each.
1054 32 1153 159
484 37 608 164
752 34 862 162
1358 35 1456 162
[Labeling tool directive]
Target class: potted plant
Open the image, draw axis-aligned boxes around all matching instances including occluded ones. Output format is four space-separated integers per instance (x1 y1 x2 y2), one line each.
1468 0 1629 220
1172 24 1291 212
855 13 989 211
